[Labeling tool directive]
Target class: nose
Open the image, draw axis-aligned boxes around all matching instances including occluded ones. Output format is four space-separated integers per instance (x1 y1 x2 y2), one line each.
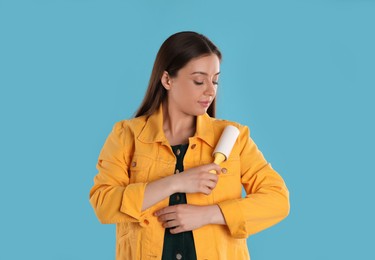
204 81 216 96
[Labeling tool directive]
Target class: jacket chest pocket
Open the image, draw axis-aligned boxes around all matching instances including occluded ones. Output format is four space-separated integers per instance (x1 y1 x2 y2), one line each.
213 158 242 203
129 154 153 183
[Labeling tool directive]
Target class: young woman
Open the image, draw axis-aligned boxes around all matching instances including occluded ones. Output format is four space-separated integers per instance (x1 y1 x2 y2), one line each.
90 31 290 260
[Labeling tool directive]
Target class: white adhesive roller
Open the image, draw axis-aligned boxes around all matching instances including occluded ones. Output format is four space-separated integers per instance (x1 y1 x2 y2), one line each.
210 125 240 174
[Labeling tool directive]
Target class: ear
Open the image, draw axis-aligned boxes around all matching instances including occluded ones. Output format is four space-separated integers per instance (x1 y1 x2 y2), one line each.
161 71 172 90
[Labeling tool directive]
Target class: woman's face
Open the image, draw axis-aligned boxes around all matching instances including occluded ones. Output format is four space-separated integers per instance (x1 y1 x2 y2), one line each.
163 54 220 116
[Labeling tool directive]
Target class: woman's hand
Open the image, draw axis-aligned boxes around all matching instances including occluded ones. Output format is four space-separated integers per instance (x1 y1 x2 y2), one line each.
154 204 226 234
172 163 221 194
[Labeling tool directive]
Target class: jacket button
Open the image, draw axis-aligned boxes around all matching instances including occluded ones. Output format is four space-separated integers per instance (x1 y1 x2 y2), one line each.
143 219 149 225
176 149 181 156
221 168 228 174
131 161 137 167
176 253 182 259
191 144 196 149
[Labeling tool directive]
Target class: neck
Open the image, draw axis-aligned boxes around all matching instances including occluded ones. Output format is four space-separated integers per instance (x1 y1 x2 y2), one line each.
162 100 196 145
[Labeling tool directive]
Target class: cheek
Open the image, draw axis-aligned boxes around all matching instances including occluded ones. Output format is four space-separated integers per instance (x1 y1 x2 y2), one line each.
176 83 200 98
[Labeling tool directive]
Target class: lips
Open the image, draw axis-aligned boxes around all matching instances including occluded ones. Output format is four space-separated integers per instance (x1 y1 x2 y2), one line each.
198 101 211 108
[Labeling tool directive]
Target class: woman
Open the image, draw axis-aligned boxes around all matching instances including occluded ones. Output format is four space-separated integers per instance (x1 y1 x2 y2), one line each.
90 31 289 260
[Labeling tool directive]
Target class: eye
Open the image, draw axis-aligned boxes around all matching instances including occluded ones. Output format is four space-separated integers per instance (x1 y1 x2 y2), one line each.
193 80 204 85
213 81 219 86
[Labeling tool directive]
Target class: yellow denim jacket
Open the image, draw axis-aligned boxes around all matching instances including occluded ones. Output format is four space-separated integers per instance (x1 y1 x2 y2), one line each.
90 105 290 260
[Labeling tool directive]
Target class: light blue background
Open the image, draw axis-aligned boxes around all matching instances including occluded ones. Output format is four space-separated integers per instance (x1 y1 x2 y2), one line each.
1 0 374 259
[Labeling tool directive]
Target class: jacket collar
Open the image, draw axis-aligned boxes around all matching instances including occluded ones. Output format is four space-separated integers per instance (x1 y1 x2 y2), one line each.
196 112 215 148
138 103 215 147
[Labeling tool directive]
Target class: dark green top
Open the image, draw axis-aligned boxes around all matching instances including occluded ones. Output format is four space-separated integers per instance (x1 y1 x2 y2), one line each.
161 143 197 260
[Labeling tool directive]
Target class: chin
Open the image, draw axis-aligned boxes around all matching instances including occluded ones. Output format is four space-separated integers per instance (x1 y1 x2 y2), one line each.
184 106 208 116
194 108 208 116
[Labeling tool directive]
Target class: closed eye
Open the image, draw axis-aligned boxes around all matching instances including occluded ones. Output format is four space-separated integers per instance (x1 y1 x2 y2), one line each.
193 80 204 85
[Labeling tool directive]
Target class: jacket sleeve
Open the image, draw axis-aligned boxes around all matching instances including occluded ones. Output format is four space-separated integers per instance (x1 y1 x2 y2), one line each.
89 121 148 224
217 125 290 238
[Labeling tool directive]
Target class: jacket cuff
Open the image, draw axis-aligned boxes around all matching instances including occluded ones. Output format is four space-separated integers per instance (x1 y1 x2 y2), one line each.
218 199 248 238
120 182 148 221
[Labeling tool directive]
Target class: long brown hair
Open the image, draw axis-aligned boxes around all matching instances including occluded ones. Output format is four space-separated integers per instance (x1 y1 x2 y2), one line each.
135 31 222 118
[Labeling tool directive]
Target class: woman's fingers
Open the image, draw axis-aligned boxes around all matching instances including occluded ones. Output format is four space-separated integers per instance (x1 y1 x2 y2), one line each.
207 179 218 189
169 226 185 234
157 212 176 222
163 220 179 229
154 204 209 234
154 205 177 217
155 206 179 228
201 163 222 175
200 178 218 194
200 184 215 195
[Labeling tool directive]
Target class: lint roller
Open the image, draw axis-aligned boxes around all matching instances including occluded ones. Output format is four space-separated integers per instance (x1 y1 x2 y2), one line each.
209 125 240 174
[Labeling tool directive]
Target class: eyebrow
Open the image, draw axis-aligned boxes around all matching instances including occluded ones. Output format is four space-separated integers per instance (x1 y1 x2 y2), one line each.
190 71 221 76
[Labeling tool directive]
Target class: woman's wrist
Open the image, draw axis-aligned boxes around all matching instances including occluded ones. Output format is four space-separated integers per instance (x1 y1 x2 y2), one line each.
206 205 226 225
167 174 181 194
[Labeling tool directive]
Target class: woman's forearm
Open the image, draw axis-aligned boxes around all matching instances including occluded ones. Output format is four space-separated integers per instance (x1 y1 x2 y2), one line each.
142 163 220 211
142 175 178 211
154 204 227 234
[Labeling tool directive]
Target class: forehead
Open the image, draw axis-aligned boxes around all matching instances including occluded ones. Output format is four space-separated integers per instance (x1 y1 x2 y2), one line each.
180 54 220 75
